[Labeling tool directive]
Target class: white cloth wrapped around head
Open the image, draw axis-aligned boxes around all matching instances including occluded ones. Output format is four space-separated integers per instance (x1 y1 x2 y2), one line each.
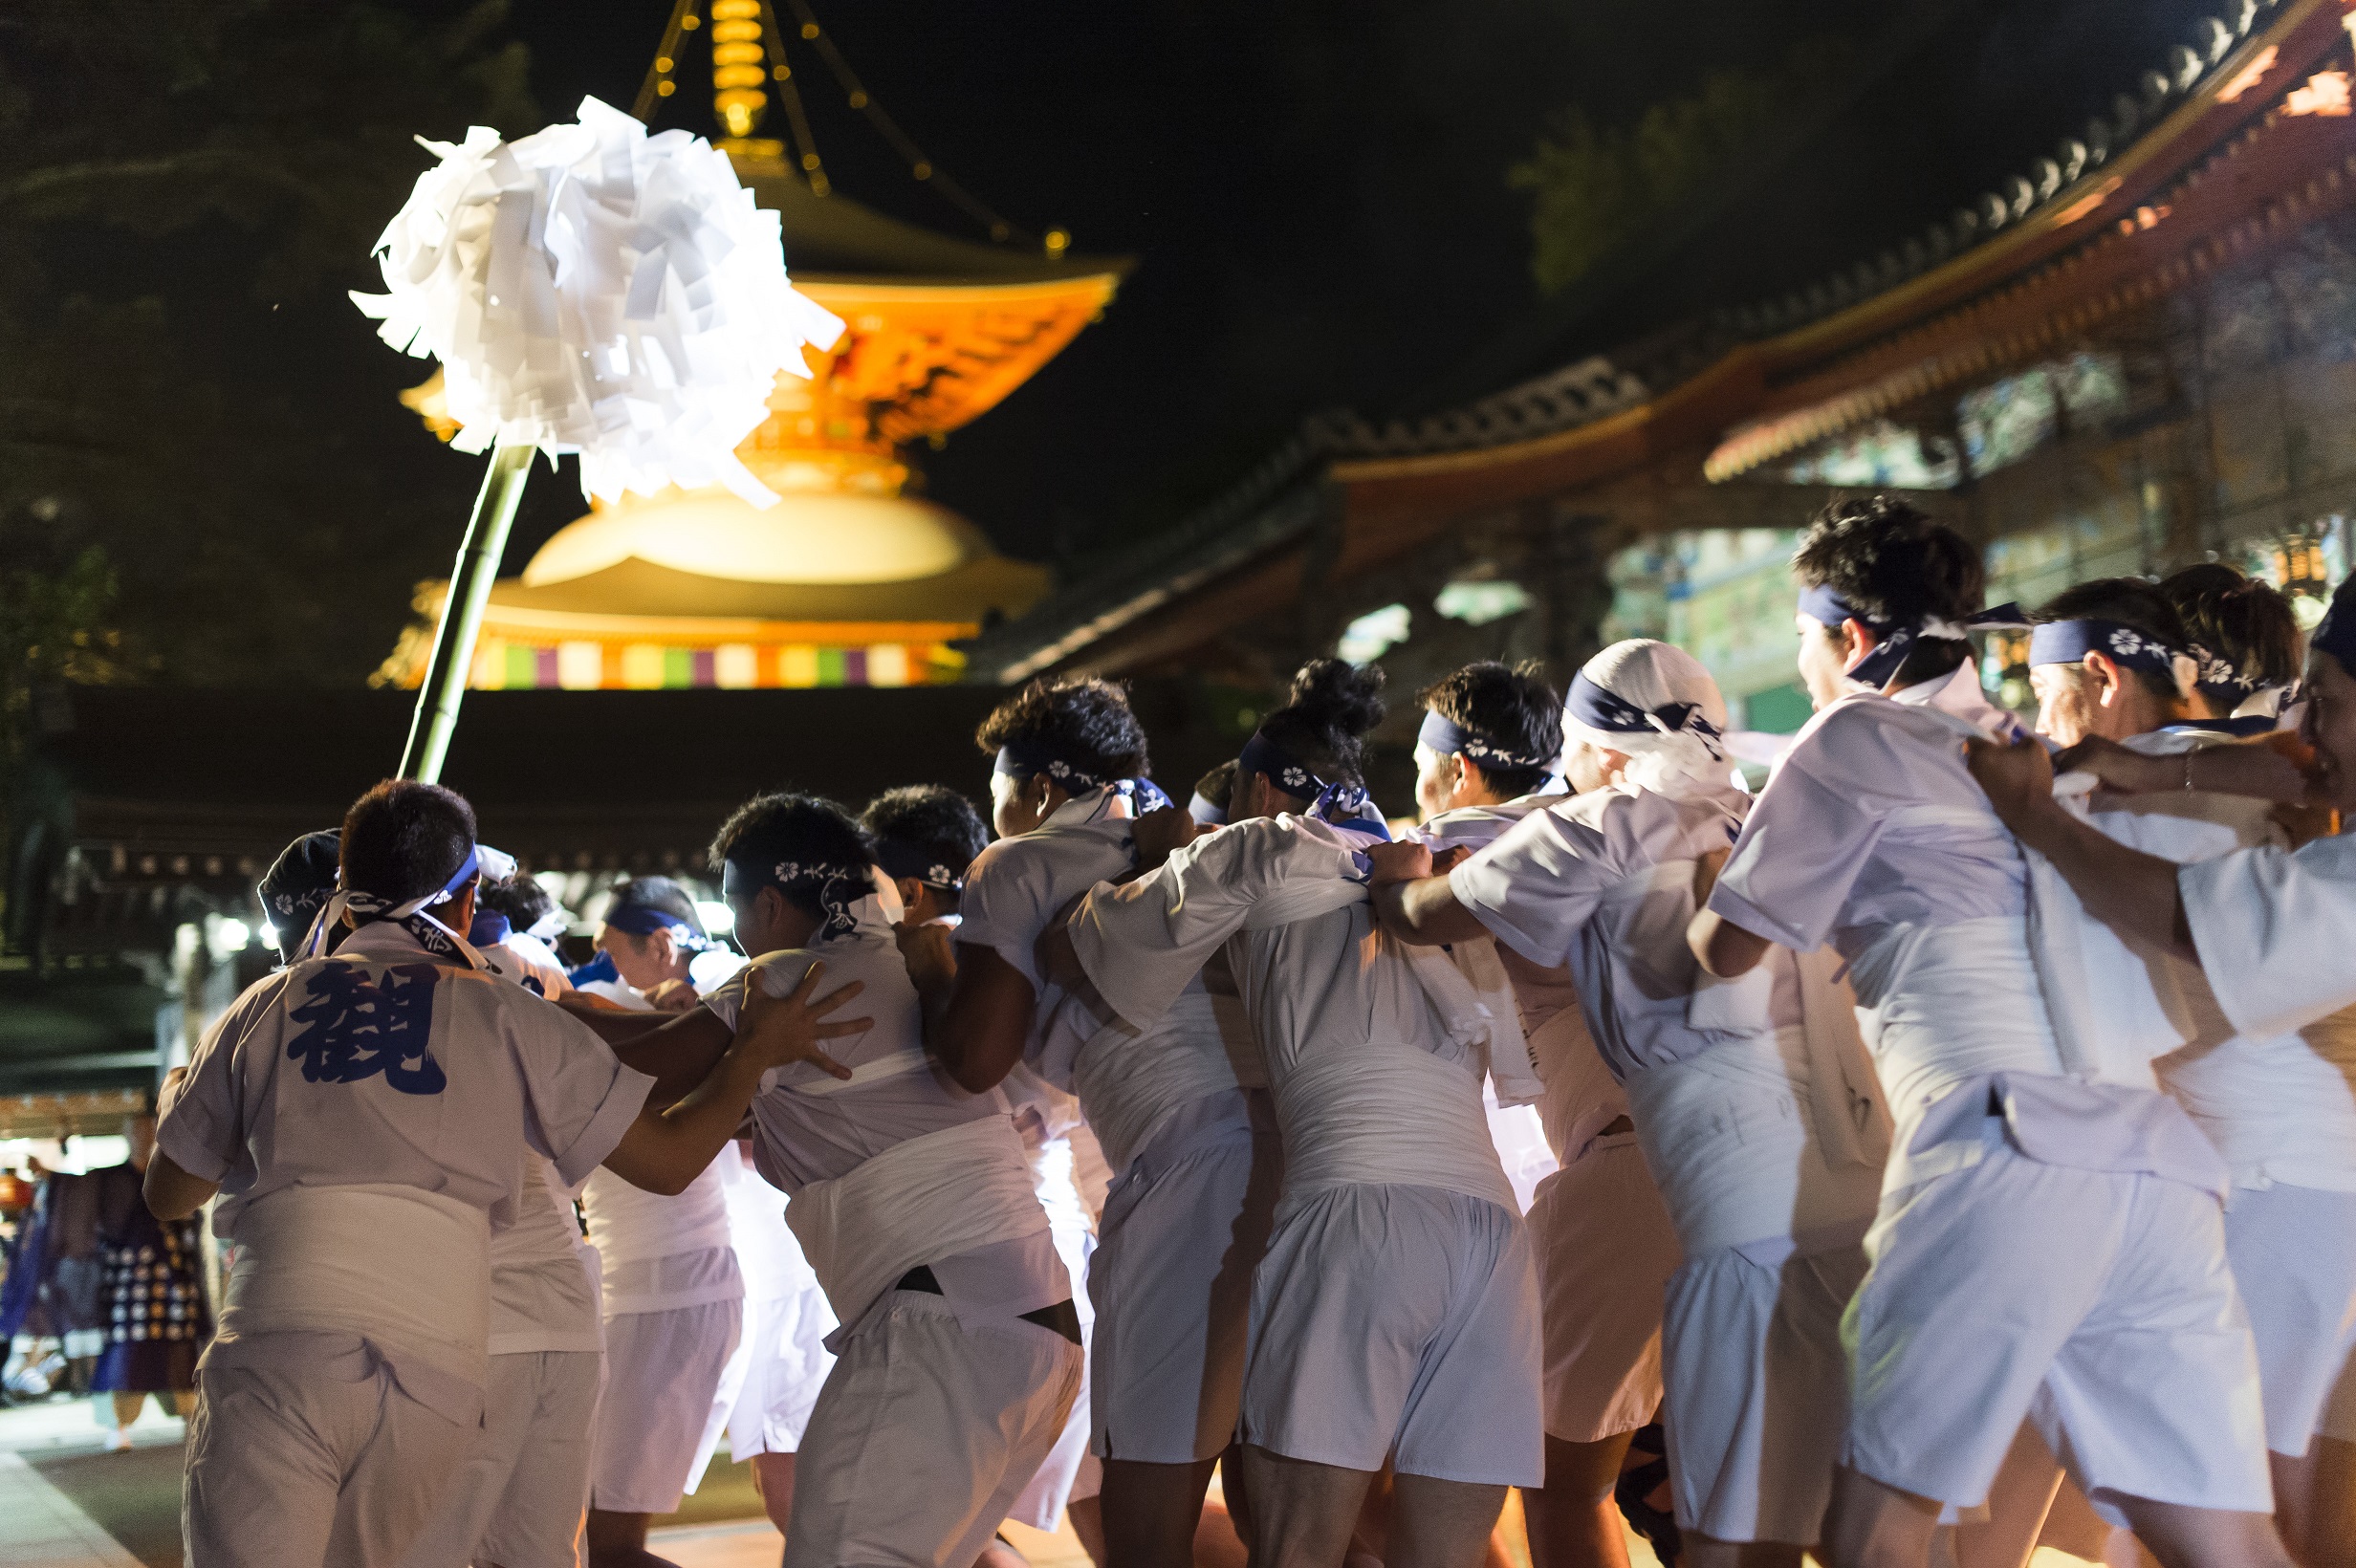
352 96 844 506
1564 639 1730 796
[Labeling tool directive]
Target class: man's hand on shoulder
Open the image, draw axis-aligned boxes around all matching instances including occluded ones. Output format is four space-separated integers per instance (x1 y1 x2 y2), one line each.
1131 807 1202 872
895 921 957 996
1965 734 2062 833
733 961 867 1080
1363 839 1433 886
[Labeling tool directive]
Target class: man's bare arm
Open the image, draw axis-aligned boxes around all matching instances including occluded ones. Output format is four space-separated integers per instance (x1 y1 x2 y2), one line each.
582 967 867 1107
929 944 1036 1095
1687 907 1774 978
143 1151 218 1222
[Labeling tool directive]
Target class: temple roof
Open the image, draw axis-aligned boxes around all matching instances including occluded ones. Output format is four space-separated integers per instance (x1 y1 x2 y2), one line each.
969 0 2356 681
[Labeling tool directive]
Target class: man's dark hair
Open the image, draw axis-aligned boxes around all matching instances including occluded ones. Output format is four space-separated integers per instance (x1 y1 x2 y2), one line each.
974 676 1149 781
709 794 876 922
862 784 990 899
2035 577 2191 703
1793 495 1985 686
2159 563 2302 689
1194 759 1237 809
1418 661 1563 798
1255 658 1386 795
340 780 475 905
605 874 707 938
479 869 559 932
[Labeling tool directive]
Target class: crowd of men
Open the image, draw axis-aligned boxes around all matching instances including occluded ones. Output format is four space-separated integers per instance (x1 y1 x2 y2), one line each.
148 494 2356 1568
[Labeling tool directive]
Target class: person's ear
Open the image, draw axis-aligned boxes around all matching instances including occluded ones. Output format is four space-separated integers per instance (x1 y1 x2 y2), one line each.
2083 652 2125 708
894 876 927 915
1840 617 1878 671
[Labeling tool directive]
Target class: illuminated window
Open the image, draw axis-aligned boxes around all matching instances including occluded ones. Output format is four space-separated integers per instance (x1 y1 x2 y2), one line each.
1337 603 1411 664
1434 579 1532 625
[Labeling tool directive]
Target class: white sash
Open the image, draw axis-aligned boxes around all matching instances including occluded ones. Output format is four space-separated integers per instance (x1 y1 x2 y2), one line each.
222 1184 491 1419
1070 987 1246 1172
1271 1040 1516 1217
784 1115 1051 1329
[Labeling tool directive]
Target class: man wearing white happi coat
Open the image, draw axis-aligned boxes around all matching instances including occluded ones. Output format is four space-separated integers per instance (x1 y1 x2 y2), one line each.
920 678 1277 1568
1391 660 1686 1568
1047 660 1542 1568
2012 577 2356 1567
693 791 1083 1568
576 933 750 1568
145 780 863 1568
1383 641 1891 1568
1972 579 2356 1568
1689 499 2281 1568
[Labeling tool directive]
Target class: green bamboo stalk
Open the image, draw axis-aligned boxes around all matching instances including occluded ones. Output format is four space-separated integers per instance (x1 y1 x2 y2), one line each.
399 443 535 783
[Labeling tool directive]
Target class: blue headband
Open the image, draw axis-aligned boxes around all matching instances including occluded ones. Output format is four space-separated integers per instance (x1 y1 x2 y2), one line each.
1114 775 1174 813
873 838 966 890
469 910 513 948
1798 582 2024 687
1417 710 1553 772
2314 595 2356 680
723 857 875 940
2184 641 2260 707
2026 620 2186 679
1564 671 1725 755
993 740 1108 793
1239 730 1330 800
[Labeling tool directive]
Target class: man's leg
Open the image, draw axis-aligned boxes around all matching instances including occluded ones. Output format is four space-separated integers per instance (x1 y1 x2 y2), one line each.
1943 1423 2064 1568
752 1452 796 1537
1099 1460 1217 1568
1235 1444 1376 1568
1823 1465 1942 1568
2285 1435 2356 1568
1524 1433 1634 1568
2107 1497 2295 1568
1387 1472 1509 1568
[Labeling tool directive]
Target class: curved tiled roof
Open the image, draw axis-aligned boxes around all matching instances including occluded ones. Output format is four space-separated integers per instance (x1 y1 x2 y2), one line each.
969 0 2329 680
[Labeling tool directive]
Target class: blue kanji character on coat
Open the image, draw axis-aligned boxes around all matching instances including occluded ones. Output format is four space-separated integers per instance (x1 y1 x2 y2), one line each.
284 962 449 1095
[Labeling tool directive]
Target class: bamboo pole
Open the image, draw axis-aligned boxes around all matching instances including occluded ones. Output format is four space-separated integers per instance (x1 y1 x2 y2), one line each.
398 443 535 783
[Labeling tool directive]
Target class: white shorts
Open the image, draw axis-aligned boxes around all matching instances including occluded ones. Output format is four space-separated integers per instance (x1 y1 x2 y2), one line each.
784 1289 1083 1568
1843 1137 2269 1524
1088 1117 1282 1463
2222 1183 2356 1456
590 1297 743 1514
1241 1184 1542 1486
185 1339 470 1568
1659 1239 1865 1544
1527 1134 1679 1444
717 1281 836 1461
1008 1223 1101 1529
398 1350 602 1568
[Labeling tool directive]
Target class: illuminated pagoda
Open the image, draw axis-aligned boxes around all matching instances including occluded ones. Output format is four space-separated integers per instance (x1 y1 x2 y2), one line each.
380 0 1127 692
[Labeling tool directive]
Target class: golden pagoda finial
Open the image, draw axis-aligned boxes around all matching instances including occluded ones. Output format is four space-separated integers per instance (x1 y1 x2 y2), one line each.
709 0 767 139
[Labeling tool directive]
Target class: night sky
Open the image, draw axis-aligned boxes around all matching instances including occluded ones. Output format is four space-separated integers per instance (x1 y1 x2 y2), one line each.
156 0 2230 591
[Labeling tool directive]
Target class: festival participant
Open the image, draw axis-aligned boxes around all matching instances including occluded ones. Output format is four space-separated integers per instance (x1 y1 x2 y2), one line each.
2162 564 2306 732
1189 761 1238 826
699 793 1083 1568
572 877 709 1009
1395 658 1681 1568
918 679 1273 1568
864 783 993 925
1380 641 1887 1568
1687 498 2280 1568
256 830 342 968
476 870 576 990
1969 577 2356 1568
1046 661 1543 1568
146 778 863 1568
2014 575 2356 1568
89 1109 209 1451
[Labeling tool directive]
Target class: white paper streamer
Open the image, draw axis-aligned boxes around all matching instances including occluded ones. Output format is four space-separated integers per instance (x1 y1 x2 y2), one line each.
352 96 844 506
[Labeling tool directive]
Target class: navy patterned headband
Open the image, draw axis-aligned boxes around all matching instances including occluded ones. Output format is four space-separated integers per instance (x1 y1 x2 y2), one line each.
1799 582 2023 687
2027 619 2186 679
1417 709 1553 771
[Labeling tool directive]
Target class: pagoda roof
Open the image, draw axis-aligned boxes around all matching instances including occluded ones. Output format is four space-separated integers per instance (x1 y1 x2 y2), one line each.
969 0 2356 681
740 152 1131 287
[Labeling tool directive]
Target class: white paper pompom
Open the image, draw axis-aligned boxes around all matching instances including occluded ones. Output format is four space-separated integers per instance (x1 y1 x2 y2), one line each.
353 96 843 507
